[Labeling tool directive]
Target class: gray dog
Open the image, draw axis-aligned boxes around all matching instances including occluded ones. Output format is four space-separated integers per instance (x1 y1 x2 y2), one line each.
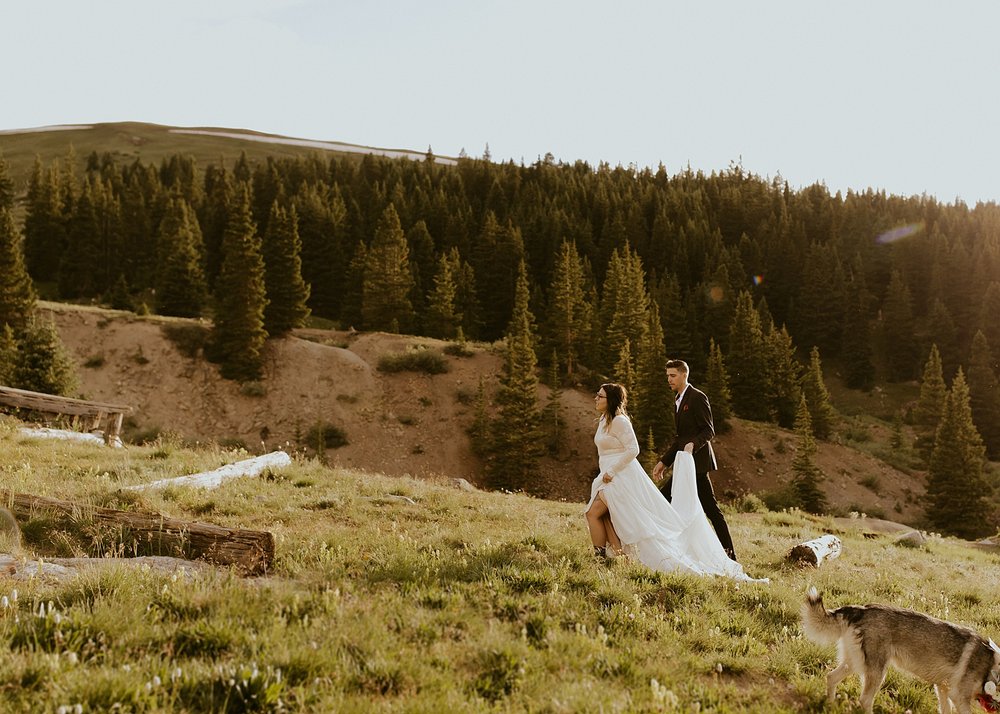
801 587 1000 714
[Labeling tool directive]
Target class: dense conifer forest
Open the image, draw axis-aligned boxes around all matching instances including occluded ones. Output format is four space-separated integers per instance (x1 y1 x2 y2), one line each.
3 144 1000 533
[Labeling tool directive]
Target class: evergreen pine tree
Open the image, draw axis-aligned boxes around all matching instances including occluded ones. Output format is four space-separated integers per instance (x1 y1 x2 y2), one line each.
0 324 16 385
340 242 368 331
966 331 1000 459
727 291 769 421
0 153 13 211
763 322 801 428
262 203 311 336
541 353 565 456
406 219 436 331
107 274 133 311
212 186 269 382
450 248 483 341
802 346 835 439
601 244 649 374
13 316 78 395
23 158 66 281
841 286 875 390
486 261 545 491
613 338 637 417
424 251 460 339
791 394 827 514
703 338 733 433
926 298 959 379
58 179 102 298
545 240 591 378
977 282 1000 368
155 197 208 318
926 369 991 538
634 302 672 445
914 344 947 459
0 206 37 333
362 204 415 333
879 270 918 381
468 376 492 457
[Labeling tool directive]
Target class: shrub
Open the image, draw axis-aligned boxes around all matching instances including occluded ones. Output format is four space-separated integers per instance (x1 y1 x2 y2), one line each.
239 381 266 398
377 349 448 375
83 354 105 368
859 474 881 493
161 324 210 359
443 341 474 357
305 422 348 450
843 417 872 442
730 492 768 513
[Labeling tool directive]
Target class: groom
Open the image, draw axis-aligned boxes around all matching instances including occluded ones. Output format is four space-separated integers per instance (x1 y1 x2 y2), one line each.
651 359 738 562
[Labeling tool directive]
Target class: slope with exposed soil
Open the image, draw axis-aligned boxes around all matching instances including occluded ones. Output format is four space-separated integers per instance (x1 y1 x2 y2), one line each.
36 303 926 521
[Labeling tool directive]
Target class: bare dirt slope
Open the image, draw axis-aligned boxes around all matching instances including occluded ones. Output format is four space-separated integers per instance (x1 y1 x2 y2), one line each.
36 303 925 521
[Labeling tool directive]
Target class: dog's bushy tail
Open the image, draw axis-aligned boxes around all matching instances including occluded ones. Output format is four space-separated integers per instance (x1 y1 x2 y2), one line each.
800 587 843 646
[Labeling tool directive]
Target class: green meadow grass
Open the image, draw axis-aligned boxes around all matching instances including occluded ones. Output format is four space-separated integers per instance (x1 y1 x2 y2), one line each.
1 416 999 712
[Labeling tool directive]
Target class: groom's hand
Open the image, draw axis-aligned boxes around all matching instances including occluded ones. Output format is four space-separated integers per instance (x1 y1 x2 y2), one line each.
683 442 694 454
652 461 665 479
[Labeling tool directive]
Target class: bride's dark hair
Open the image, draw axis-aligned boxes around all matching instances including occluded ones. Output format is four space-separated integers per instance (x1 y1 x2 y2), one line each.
600 382 628 431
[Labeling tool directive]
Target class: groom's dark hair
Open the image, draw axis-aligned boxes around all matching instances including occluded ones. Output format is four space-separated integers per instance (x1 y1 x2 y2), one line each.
665 359 689 374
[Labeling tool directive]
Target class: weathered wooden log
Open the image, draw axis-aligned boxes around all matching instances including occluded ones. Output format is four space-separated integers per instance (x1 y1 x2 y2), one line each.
788 534 842 567
124 451 292 492
0 385 131 444
1 490 273 575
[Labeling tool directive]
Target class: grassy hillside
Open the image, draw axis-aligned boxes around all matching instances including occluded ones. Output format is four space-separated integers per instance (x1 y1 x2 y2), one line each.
1 420 999 712
0 122 426 195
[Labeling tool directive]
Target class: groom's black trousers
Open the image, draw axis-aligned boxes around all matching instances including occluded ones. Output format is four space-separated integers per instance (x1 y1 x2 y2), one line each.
659 472 737 560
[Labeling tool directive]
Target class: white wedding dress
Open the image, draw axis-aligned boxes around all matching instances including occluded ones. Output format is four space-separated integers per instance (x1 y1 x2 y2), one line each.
586 414 765 582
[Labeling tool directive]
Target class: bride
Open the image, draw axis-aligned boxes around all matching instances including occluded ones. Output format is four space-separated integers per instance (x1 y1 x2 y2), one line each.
584 382 764 581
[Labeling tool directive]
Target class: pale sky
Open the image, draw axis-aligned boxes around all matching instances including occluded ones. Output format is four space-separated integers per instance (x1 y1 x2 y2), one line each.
3 0 998 203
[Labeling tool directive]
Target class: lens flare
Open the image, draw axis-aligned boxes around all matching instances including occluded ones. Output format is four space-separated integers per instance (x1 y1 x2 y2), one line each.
876 222 925 245
752 275 764 286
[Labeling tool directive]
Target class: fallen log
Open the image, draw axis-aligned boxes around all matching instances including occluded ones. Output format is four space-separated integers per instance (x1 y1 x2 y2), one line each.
1 490 273 575
788 534 842 567
124 451 292 492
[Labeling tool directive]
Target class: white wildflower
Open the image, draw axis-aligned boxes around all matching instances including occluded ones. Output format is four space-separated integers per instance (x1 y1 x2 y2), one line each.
1 596 8 609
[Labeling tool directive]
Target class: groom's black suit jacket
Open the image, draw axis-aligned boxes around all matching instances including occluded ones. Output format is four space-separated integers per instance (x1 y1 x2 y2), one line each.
658 384 717 473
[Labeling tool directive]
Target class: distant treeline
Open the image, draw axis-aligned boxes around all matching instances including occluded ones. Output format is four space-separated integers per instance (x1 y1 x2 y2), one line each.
13 148 1000 387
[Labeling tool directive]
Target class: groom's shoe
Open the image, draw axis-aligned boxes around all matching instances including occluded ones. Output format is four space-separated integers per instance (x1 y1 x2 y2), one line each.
725 548 738 562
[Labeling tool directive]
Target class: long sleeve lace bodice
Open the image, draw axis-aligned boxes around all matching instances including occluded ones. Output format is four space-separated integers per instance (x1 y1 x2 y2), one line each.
594 414 640 475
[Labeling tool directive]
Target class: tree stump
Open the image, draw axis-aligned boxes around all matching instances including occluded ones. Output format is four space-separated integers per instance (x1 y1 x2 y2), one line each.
788 534 842 567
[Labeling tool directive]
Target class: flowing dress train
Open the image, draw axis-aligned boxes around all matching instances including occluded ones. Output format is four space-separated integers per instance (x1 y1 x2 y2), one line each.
585 414 766 582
